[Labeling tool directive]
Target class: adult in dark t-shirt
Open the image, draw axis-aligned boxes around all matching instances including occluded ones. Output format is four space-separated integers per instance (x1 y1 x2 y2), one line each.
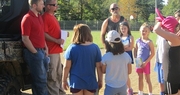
100 3 126 46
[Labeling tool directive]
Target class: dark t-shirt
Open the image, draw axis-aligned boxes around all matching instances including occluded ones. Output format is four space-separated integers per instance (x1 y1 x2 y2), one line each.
106 16 124 33
167 46 180 83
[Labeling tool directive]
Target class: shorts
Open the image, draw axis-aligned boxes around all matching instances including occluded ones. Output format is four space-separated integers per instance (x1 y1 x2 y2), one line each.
154 62 164 83
104 84 127 95
164 81 180 94
136 62 150 74
126 51 134 64
70 88 96 93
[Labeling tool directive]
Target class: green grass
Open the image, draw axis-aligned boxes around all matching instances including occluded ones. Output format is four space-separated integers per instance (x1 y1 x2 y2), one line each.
63 31 157 50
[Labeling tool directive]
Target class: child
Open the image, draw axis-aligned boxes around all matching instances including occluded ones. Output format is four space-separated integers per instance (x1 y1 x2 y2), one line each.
134 23 155 95
119 21 134 95
102 30 132 95
154 35 170 95
154 8 180 95
62 24 102 95
154 15 169 95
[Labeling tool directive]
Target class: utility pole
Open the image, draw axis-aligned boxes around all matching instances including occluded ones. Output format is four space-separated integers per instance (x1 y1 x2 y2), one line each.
155 0 157 22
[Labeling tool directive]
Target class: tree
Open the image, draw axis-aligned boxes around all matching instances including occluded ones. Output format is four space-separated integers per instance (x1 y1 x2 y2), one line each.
57 0 81 20
134 0 164 22
118 0 136 21
57 0 111 20
162 0 180 16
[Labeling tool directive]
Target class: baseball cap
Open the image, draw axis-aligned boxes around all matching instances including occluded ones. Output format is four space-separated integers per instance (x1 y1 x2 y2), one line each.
106 30 121 43
155 8 179 33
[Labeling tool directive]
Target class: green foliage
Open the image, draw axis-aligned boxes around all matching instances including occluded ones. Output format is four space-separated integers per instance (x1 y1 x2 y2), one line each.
149 13 155 22
162 0 180 16
56 0 165 21
57 0 111 20
135 0 164 22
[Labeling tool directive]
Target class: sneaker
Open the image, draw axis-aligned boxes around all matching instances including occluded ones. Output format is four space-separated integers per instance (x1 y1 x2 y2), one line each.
138 91 143 95
127 88 133 95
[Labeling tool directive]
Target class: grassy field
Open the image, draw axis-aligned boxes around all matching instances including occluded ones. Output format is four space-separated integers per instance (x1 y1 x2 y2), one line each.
63 30 157 50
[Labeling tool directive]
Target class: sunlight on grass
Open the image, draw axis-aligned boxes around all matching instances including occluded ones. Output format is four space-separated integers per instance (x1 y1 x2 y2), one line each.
63 31 157 50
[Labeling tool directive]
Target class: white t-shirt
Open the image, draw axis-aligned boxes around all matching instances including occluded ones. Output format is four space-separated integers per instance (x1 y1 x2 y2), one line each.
156 36 170 80
156 36 170 64
101 52 131 88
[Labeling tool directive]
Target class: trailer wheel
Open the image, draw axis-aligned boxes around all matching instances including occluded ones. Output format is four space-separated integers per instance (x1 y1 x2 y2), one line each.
0 75 21 95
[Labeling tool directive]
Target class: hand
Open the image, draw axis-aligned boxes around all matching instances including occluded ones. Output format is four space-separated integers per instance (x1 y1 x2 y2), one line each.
44 49 48 56
55 39 64 45
141 62 147 68
62 81 69 90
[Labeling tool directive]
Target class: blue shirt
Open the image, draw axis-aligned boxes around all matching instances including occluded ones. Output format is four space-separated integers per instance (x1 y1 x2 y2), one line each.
64 43 102 90
102 52 131 88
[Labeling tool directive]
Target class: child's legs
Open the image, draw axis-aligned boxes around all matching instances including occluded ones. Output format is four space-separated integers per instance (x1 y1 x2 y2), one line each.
145 74 152 93
71 88 95 95
72 90 83 95
144 62 152 93
83 90 95 95
104 84 127 95
136 68 144 91
160 83 164 93
138 73 144 91
157 63 164 92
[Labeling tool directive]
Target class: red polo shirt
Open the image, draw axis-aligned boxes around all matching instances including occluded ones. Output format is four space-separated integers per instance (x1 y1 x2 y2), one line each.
42 12 63 54
21 10 45 48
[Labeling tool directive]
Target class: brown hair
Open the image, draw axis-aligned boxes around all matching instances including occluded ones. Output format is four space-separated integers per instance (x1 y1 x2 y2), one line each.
174 10 180 17
119 21 131 36
71 24 93 44
105 39 124 55
175 24 180 33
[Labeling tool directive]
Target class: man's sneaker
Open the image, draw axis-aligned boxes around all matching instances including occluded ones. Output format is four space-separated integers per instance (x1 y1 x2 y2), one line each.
127 88 133 95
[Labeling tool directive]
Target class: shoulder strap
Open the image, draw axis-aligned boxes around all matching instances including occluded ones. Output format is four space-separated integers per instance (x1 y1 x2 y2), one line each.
136 38 141 43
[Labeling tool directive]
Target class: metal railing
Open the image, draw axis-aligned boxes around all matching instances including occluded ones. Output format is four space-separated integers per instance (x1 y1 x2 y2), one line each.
59 20 155 31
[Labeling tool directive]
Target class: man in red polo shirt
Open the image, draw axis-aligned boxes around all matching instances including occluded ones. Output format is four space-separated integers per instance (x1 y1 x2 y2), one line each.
42 0 65 95
21 0 49 95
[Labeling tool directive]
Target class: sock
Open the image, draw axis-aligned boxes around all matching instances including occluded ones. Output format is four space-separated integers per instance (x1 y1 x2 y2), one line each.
160 92 164 95
138 91 143 95
149 93 152 95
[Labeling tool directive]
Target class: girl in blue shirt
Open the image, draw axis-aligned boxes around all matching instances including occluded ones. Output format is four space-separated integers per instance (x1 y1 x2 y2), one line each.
62 24 102 95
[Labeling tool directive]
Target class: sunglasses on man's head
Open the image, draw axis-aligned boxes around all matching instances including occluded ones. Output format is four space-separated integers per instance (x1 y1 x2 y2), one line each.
48 4 57 7
111 7 118 11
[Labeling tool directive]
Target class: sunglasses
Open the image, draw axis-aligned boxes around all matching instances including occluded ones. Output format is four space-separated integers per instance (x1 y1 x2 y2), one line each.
111 7 118 11
48 4 58 7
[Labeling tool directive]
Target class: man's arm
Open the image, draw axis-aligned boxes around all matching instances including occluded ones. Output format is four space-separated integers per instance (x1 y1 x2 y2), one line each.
100 19 108 46
45 32 64 45
22 36 37 53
